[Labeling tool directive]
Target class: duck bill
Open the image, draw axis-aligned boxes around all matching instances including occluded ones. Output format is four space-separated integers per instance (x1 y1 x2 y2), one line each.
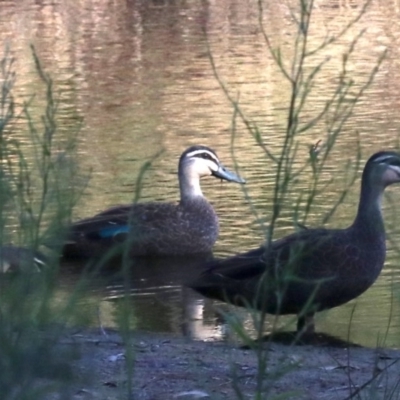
213 165 245 184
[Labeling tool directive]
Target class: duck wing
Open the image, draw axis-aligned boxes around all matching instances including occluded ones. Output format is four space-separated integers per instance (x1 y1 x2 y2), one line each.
196 228 337 282
68 202 187 242
68 205 133 241
191 226 382 313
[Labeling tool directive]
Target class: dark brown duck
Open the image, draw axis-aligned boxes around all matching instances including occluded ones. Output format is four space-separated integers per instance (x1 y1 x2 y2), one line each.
190 151 400 333
62 145 245 258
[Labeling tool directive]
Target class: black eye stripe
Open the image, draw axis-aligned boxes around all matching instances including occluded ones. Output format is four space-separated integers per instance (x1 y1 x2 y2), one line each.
200 153 214 161
378 158 400 167
371 153 400 167
186 150 219 164
375 156 394 164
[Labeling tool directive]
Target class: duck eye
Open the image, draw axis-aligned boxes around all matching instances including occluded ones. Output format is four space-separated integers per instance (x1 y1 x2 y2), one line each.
199 153 214 161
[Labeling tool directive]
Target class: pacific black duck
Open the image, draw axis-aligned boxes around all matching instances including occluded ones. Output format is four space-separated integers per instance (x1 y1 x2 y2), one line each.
63 145 245 258
190 151 400 333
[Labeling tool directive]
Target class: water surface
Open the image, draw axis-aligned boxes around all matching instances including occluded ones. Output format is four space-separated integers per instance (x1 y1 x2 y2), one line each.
2 0 400 347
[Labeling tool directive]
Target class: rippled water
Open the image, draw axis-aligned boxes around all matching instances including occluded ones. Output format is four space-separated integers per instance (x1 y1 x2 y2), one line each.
2 0 400 347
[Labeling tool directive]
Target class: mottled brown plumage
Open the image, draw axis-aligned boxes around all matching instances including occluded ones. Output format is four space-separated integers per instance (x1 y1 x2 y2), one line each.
191 151 400 332
62 146 245 258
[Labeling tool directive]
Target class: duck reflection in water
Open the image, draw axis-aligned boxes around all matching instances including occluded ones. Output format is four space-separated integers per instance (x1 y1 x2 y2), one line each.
63 251 229 340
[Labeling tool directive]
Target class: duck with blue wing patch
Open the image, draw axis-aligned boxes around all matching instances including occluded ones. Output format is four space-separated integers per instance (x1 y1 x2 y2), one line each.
62 145 245 259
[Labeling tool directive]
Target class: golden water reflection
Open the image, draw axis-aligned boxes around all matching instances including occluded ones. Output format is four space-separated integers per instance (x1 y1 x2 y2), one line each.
2 0 400 347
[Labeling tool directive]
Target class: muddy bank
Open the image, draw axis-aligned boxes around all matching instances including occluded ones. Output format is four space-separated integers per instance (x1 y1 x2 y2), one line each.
50 329 400 400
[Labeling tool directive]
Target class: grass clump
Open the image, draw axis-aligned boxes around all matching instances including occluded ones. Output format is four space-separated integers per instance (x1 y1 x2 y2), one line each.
0 46 90 399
